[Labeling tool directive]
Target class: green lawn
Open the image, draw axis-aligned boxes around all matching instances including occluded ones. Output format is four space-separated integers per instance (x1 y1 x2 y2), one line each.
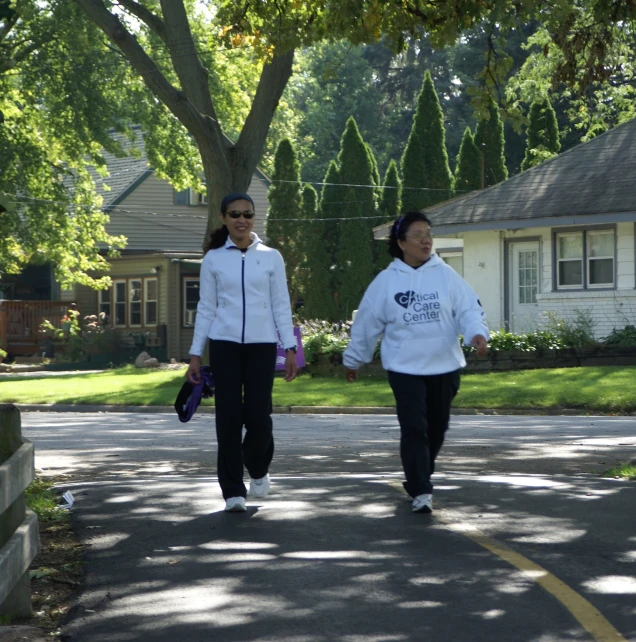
2 365 636 412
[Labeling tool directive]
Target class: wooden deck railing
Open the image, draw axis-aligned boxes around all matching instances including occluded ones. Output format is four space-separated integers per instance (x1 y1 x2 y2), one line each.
0 300 71 356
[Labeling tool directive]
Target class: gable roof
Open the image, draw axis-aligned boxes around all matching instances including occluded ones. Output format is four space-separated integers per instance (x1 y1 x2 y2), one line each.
91 126 271 209
88 126 152 209
377 117 636 236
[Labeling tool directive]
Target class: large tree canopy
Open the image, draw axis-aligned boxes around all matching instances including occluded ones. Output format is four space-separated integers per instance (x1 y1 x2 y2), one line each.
0 1 129 287
70 0 636 231
4 0 636 276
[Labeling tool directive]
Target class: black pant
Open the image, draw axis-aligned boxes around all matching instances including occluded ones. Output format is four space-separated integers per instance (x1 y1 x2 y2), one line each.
209 340 277 500
388 369 460 497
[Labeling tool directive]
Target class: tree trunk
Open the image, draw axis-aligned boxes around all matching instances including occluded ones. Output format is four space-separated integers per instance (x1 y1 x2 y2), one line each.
72 0 295 250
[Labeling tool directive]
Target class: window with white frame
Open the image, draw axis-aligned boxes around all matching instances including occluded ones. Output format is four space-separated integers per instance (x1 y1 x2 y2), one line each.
556 229 614 289
114 280 127 326
99 288 112 321
145 278 158 325
129 279 142 326
107 278 159 328
587 230 614 286
184 278 200 326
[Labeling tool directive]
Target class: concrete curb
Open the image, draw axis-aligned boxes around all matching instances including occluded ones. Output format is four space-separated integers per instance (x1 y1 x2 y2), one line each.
14 403 611 416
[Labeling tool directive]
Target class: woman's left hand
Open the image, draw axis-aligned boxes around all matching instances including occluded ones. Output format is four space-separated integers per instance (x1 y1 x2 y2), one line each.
285 351 298 382
471 334 488 357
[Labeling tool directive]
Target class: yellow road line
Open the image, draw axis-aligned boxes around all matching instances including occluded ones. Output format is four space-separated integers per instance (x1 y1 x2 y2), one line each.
387 481 627 642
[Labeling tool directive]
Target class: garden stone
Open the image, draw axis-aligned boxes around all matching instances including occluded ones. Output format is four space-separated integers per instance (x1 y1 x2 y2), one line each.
134 351 159 368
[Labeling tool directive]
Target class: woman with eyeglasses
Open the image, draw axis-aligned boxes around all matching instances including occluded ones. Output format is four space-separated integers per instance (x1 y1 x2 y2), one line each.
343 210 488 514
186 192 298 513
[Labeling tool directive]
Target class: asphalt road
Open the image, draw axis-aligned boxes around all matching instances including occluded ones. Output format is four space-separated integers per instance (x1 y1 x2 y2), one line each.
20 411 636 642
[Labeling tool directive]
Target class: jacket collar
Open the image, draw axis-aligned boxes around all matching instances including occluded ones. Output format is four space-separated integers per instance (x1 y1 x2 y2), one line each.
224 232 262 250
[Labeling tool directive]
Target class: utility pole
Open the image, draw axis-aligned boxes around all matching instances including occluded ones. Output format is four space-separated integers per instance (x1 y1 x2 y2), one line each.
481 143 486 190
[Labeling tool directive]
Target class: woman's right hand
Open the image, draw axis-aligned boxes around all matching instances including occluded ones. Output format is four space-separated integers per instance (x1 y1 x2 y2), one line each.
186 355 202 384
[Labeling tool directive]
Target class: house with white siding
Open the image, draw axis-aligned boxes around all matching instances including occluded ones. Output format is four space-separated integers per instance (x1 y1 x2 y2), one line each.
374 117 636 338
64 128 272 361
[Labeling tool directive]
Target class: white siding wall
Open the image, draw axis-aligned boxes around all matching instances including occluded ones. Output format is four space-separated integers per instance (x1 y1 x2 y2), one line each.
616 221 636 289
537 221 636 338
537 290 636 338
461 230 502 330
456 222 636 337
108 173 269 251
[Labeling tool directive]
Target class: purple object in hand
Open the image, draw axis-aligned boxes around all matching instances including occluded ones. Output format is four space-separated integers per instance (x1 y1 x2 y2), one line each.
275 327 305 370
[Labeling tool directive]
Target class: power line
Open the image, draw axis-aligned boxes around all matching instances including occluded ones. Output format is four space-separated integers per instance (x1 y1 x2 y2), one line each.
5 196 396 223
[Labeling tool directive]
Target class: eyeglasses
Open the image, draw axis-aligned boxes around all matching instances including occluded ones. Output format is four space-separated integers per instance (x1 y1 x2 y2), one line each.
227 210 255 220
406 232 433 242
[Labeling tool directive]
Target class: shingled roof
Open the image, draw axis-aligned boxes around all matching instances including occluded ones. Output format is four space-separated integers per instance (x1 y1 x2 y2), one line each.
89 126 151 209
90 127 271 210
377 117 636 237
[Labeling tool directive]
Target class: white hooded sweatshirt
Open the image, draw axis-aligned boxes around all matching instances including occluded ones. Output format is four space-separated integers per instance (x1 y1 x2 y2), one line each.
342 255 488 376
189 233 296 357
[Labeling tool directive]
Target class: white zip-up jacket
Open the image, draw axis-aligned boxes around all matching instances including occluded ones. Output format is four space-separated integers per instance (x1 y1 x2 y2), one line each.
189 233 296 357
342 255 489 376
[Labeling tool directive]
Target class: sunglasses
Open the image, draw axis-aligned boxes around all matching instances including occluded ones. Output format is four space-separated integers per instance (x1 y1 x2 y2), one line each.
226 210 255 220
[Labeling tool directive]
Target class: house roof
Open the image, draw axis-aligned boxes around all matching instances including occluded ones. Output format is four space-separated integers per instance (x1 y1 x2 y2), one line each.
375 116 636 237
88 126 152 209
92 126 271 209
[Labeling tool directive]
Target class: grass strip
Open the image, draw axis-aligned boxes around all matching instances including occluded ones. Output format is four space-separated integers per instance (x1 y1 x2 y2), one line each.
1 365 636 413
25 478 69 523
601 464 636 480
24 477 85 635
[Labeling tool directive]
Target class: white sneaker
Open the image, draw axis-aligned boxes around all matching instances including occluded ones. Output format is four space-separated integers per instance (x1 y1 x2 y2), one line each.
249 474 270 498
224 496 246 512
412 494 433 513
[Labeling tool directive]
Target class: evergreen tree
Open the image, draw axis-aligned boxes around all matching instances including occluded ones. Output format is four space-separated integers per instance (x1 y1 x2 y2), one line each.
337 189 374 320
366 142 382 203
318 160 345 258
296 183 318 297
266 138 302 254
521 95 561 171
400 70 453 211
379 159 402 218
337 117 377 281
474 97 508 187
338 117 376 214
301 184 339 320
454 127 482 193
377 159 402 271
266 138 303 304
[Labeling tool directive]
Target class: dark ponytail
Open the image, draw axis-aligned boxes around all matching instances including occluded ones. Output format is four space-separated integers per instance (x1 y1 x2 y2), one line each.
204 225 229 252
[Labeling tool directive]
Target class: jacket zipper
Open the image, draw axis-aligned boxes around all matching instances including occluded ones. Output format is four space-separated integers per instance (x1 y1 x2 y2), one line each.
241 251 246 343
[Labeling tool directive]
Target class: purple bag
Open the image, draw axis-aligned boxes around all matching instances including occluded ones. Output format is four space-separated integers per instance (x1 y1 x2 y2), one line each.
276 327 306 370
174 366 215 423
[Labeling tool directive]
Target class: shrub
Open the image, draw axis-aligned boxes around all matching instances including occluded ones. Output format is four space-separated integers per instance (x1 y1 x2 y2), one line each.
485 329 564 352
542 309 597 347
39 309 116 362
603 325 636 347
298 319 352 365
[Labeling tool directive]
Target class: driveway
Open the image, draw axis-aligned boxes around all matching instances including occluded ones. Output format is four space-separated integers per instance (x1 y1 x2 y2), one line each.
20 412 636 642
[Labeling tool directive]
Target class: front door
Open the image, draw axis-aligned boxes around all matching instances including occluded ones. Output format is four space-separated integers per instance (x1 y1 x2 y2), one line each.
509 242 540 334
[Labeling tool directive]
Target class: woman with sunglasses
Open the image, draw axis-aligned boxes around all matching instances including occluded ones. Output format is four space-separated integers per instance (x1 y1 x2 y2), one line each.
186 192 298 512
343 211 488 514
